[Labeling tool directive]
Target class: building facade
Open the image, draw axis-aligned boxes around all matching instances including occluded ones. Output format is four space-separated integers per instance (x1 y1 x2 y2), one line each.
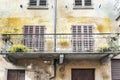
114 0 120 27
0 0 119 80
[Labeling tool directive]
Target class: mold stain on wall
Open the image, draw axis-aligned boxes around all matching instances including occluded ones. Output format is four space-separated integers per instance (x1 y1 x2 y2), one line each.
0 17 50 34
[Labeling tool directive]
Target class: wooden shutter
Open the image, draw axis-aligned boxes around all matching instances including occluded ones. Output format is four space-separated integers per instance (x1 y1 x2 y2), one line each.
77 26 82 52
34 26 45 51
112 60 120 80
72 26 77 52
75 0 82 6
23 25 45 52
85 0 91 6
88 26 94 51
39 0 47 6
7 70 25 80
29 0 37 6
71 25 94 52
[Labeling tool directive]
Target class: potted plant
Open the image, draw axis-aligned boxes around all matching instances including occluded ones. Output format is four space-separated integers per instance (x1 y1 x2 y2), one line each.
9 44 29 52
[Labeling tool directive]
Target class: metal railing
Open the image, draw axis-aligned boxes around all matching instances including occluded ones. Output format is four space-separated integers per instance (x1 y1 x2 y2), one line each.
0 33 120 53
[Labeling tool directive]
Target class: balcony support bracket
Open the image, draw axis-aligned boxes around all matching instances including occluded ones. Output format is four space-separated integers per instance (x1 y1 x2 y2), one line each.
100 54 113 65
59 54 64 64
2 55 17 64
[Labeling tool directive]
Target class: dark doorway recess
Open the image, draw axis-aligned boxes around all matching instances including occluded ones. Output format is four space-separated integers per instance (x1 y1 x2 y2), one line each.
7 70 25 80
72 69 95 80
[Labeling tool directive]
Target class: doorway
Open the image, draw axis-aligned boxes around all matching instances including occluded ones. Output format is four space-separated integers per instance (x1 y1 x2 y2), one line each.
72 69 95 80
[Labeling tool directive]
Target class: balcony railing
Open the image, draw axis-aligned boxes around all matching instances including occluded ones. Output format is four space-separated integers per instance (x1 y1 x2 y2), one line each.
0 33 120 53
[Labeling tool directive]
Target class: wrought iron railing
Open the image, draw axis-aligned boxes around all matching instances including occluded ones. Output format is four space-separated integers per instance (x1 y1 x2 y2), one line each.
0 33 120 53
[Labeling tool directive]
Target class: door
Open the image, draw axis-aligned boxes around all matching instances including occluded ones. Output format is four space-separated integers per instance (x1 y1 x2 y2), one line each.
7 70 25 80
112 59 120 80
72 69 95 80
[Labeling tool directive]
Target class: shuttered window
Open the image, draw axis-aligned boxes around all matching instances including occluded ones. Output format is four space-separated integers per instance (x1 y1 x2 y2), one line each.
39 0 47 6
74 0 92 7
29 0 47 7
85 0 91 6
23 25 45 52
75 0 82 6
71 25 94 52
29 0 37 6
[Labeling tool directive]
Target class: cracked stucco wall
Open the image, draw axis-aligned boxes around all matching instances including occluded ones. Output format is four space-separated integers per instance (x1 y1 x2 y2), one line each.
55 59 111 80
0 55 53 80
0 56 112 80
0 0 116 80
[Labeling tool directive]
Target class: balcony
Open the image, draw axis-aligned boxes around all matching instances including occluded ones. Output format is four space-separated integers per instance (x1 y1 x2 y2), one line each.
0 33 120 53
0 33 120 63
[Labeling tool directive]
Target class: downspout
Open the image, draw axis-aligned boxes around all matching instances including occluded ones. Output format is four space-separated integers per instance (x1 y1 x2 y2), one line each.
54 0 57 52
49 59 58 80
49 0 57 79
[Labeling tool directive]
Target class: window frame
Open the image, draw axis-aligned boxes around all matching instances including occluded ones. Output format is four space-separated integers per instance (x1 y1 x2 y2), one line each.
73 0 93 9
28 0 48 9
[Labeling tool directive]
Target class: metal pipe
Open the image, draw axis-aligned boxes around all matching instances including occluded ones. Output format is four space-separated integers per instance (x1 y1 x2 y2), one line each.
49 59 57 80
54 0 57 52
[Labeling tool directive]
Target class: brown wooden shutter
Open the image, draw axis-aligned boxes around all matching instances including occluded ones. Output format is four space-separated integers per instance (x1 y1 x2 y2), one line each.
7 70 25 80
23 25 45 52
72 26 77 52
77 26 82 52
88 26 94 51
112 60 120 80
34 26 45 51
71 25 94 52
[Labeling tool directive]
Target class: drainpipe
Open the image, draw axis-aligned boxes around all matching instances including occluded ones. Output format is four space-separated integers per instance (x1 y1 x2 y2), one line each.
49 59 58 80
54 0 57 52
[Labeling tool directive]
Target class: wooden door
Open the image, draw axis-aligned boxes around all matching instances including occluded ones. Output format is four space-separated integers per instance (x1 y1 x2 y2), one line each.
7 70 25 80
72 69 95 80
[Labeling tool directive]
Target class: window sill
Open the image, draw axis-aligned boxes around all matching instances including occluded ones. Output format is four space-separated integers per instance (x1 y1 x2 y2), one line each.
73 6 94 9
27 6 48 10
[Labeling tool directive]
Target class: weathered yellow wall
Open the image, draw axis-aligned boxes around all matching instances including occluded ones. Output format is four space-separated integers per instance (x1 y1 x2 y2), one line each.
0 55 53 80
0 0 116 80
55 59 111 80
0 0 116 34
0 56 112 80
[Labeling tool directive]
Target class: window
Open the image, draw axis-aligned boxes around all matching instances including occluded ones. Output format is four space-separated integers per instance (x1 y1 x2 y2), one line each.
71 25 94 52
85 0 91 6
74 0 93 9
23 25 46 52
28 0 48 9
